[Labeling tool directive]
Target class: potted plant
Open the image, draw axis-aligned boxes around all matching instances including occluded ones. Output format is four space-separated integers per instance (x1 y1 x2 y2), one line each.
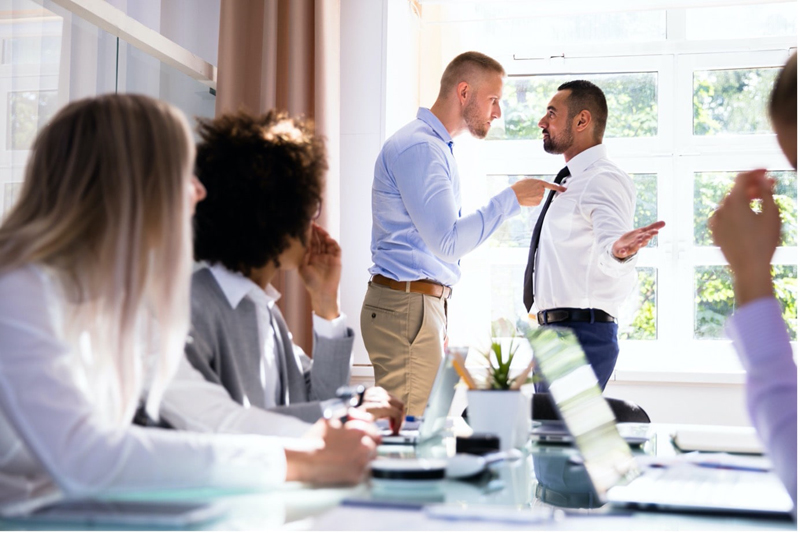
465 318 536 451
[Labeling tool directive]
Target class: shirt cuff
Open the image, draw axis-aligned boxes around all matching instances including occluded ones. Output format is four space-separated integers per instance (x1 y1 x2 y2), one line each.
498 186 522 217
597 246 637 277
313 312 348 339
726 297 792 373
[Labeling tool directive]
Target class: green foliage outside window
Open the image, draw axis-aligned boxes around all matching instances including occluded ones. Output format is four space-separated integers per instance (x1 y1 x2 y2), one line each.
694 171 797 340
488 73 658 140
619 174 659 340
694 171 797 246
693 68 779 136
695 265 797 341
619 268 657 340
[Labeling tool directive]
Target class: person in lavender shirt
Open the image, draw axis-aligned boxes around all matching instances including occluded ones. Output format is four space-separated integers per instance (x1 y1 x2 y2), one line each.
709 51 797 511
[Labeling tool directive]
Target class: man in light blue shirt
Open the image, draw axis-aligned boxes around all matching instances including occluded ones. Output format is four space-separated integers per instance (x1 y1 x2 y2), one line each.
361 51 564 415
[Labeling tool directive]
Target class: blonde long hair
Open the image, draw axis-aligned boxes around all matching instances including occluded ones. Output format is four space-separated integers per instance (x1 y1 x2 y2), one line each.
0 94 194 422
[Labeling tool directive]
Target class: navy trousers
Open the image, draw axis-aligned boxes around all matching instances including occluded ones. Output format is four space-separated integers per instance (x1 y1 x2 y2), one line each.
534 321 619 392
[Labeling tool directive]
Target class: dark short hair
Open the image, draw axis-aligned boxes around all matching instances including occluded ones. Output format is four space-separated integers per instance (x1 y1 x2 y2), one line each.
557 80 608 140
193 110 326 275
770 52 797 128
438 51 505 99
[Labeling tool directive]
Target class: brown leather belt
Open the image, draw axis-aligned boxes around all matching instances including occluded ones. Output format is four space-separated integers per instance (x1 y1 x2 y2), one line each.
371 274 452 299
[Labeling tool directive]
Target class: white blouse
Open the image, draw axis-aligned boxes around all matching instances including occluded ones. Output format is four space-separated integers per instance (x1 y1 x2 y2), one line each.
0 265 288 513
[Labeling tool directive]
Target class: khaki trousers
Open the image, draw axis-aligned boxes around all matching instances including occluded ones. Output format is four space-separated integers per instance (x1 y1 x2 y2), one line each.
360 282 447 416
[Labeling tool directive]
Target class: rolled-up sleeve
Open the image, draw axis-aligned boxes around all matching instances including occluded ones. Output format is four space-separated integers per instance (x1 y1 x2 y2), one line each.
393 142 520 262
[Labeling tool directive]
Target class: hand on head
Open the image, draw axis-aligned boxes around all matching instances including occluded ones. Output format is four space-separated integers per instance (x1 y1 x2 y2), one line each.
356 387 405 435
511 178 567 207
298 223 342 320
612 221 666 260
287 411 379 486
709 169 780 305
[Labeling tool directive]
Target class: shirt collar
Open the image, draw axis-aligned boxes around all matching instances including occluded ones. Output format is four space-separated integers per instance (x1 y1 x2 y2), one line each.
566 144 607 177
208 263 281 309
417 107 453 147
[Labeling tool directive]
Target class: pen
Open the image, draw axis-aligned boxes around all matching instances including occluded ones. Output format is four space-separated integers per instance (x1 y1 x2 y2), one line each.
449 351 477 389
322 385 367 424
694 461 770 473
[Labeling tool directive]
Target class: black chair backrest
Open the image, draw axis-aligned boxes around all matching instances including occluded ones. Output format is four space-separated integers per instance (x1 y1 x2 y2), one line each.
532 392 651 423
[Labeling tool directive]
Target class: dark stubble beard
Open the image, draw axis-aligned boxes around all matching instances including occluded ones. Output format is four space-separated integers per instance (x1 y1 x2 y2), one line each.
543 125 574 154
464 97 490 139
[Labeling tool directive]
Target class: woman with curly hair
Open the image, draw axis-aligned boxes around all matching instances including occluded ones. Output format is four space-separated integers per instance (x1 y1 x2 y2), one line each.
0 95 377 511
159 110 404 437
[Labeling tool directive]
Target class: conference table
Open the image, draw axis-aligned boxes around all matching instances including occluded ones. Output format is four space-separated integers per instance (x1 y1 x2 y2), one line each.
2 423 795 530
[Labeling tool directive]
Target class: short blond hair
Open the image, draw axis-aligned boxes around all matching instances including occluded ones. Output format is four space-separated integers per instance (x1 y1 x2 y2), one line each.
437 51 505 100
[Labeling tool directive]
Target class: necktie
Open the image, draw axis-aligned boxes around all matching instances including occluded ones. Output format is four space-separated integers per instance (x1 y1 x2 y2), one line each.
522 166 570 312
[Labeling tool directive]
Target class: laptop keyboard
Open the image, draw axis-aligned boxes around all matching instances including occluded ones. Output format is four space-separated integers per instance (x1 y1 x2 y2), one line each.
612 464 792 511
639 466 742 506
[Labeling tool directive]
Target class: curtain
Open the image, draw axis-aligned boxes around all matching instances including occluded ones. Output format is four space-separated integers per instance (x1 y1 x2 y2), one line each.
216 0 340 353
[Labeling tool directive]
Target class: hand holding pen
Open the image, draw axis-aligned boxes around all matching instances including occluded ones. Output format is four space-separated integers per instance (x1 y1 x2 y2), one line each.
323 385 405 435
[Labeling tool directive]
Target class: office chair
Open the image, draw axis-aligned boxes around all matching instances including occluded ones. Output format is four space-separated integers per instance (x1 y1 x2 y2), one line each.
532 392 651 423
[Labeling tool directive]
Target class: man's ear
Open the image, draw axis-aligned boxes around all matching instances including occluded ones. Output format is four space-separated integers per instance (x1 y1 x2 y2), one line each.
574 110 592 133
456 81 471 106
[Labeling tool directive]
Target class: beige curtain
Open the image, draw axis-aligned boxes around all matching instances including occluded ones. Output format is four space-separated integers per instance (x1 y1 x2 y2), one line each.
216 0 340 354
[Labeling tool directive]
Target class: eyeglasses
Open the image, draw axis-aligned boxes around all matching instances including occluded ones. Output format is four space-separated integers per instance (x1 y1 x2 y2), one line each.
312 200 323 221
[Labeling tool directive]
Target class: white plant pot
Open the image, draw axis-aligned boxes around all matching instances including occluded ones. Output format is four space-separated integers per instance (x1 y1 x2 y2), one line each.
467 389 531 451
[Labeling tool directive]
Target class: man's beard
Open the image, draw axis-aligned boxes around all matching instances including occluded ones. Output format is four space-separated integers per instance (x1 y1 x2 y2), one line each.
542 126 574 154
464 98 490 139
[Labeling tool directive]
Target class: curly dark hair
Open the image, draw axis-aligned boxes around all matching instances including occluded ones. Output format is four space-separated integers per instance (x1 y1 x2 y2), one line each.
193 110 326 275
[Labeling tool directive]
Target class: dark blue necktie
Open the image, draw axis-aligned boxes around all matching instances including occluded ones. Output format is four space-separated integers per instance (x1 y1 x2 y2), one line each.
523 166 570 312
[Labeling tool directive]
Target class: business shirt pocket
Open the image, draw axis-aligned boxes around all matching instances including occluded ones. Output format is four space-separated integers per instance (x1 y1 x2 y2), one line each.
546 198 576 240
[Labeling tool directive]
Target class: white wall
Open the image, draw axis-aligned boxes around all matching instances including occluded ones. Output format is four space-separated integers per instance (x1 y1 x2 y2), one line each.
340 0 420 371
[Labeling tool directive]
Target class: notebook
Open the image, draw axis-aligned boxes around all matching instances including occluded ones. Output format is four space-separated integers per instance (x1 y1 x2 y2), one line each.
527 326 794 517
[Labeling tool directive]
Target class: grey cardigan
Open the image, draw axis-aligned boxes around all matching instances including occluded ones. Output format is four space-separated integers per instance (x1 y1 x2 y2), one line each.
184 268 354 423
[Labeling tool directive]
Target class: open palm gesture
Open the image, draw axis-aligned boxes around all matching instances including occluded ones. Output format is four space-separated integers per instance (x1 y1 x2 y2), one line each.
612 221 666 260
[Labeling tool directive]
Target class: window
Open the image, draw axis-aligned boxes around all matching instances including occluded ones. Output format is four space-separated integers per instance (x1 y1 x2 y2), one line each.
419 2 797 373
7 90 58 150
0 0 218 220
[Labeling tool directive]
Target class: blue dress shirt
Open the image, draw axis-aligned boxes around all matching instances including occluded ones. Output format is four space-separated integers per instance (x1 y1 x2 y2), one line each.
368 108 520 286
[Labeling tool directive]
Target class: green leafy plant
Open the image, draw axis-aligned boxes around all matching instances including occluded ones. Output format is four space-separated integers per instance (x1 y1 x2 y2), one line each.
478 318 537 390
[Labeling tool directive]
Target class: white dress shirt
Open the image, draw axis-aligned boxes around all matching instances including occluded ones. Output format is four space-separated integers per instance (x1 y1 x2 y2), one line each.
0 265 288 512
531 144 637 319
159 264 346 438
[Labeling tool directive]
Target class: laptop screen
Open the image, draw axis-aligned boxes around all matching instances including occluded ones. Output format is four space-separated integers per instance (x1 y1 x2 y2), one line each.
526 326 640 497
416 347 461 441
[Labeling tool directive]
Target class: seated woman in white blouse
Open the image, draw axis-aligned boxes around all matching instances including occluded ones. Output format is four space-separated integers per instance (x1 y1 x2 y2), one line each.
0 94 378 512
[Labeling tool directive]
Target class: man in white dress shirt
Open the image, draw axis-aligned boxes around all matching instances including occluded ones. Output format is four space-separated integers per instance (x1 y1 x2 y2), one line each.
524 80 665 390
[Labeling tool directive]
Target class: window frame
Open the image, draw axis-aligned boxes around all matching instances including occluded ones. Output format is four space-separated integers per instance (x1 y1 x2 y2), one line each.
447 11 797 377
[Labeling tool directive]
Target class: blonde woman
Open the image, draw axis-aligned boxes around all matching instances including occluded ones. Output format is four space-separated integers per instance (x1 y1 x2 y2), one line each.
0 94 377 511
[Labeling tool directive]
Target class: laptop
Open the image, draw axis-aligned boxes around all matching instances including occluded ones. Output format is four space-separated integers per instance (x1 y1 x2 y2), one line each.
527 326 794 517
380 349 459 445
531 420 653 446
